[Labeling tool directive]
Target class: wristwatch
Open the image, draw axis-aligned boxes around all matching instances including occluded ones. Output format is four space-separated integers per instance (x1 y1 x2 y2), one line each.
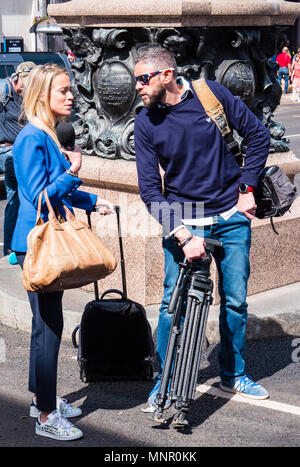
238 183 254 194
66 169 79 177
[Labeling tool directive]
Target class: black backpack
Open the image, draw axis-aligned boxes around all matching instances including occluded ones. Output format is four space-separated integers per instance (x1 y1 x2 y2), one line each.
72 207 154 382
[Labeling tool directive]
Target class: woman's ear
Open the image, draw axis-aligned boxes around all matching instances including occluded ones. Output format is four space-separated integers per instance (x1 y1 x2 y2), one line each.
39 93 45 105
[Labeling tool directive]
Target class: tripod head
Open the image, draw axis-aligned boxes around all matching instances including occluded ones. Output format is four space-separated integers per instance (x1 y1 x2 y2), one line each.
167 238 222 315
205 237 222 250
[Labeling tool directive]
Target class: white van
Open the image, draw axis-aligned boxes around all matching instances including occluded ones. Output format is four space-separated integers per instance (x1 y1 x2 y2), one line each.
0 52 73 79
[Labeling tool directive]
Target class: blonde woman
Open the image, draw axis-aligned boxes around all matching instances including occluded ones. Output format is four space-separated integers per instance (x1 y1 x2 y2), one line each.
11 64 113 441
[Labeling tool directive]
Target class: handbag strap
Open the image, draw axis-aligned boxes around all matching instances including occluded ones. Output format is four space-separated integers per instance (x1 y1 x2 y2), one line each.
35 191 45 225
35 189 71 231
35 188 88 235
42 189 57 219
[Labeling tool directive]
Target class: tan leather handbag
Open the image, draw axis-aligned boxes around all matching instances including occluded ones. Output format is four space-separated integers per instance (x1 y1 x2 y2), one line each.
22 189 117 293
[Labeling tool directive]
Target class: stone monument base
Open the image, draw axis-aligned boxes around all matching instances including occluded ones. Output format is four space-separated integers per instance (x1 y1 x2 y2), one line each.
74 152 300 306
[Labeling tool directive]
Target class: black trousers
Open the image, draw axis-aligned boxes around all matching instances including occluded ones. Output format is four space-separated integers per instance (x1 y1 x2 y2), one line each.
16 253 64 412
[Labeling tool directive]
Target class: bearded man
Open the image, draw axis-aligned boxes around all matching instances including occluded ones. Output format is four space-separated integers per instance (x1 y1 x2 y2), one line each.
134 46 271 409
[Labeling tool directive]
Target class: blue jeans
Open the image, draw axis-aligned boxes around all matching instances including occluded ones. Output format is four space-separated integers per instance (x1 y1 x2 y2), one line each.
0 146 19 255
277 67 289 93
156 211 251 383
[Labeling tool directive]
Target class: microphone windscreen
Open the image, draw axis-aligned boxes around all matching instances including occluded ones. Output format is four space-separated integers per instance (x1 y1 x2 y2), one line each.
56 122 75 150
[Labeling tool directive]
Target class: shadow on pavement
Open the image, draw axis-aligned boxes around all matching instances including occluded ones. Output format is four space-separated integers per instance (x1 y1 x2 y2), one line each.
0 391 148 447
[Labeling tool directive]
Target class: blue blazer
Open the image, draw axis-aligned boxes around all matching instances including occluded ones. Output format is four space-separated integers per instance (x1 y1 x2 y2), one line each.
11 122 97 252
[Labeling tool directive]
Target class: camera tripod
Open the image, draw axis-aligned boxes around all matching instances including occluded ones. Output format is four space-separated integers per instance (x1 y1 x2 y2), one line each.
151 238 222 429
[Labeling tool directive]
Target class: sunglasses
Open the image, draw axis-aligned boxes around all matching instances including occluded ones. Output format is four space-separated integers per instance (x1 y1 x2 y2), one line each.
135 68 174 85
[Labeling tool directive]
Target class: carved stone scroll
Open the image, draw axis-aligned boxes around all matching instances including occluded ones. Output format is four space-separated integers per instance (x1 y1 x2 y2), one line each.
63 25 290 159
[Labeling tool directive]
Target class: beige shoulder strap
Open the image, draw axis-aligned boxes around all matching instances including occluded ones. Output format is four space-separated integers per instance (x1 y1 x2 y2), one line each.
191 78 231 137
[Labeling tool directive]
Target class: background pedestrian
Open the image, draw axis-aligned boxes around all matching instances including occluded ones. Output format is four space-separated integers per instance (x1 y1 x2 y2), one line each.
276 46 292 94
0 61 36 264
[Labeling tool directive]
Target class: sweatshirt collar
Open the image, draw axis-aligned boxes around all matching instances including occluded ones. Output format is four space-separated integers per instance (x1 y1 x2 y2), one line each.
158 76 192 108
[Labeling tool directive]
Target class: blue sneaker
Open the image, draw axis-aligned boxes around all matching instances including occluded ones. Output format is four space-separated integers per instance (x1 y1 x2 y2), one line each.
8 252 18 265
147 379 172 410
220 375 269 400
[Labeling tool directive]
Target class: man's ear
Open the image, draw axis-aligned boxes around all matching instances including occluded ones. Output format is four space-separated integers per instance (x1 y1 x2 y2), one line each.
160 69 174 85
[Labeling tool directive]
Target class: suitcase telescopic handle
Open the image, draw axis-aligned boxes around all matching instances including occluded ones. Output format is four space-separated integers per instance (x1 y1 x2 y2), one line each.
114 205 127 299
86 210 100 301
86 206 127 301
100 289 125 300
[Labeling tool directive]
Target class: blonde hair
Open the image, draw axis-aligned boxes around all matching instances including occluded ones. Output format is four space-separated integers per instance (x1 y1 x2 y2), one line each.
22 63 69 148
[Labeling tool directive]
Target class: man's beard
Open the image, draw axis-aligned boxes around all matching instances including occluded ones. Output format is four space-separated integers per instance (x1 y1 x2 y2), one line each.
143 86 166 109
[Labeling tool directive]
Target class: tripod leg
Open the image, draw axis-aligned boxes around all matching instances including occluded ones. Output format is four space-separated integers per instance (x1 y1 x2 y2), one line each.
172 407 190 429
188 292 212 401
151 263 188 424
171 293 195 399
172 282 213 429
170 247 217 429
181 294 204 403
172 291 205 428
151 303 182 423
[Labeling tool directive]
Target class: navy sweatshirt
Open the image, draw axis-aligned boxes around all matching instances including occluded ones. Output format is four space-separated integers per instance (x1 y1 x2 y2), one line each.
134 80 270 235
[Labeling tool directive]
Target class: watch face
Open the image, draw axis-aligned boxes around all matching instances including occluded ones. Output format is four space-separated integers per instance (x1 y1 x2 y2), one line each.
239 183 248 193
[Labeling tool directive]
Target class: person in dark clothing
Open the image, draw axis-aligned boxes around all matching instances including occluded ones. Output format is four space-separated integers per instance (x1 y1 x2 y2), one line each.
0 61 36 262
133 47 271 409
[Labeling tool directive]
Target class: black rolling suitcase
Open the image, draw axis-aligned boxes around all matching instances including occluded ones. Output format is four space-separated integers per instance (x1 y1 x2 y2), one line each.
72 206 154 382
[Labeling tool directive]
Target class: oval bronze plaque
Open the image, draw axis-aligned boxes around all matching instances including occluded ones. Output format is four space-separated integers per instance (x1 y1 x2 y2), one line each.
94 61 136 124
216 60 255 107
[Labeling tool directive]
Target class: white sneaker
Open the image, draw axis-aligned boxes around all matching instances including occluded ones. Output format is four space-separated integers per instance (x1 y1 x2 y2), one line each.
30 396 82 418
35 410 83 441
56 397 82 418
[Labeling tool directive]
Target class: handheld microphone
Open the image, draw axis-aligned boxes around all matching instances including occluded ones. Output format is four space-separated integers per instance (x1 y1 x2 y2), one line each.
56 122 75 150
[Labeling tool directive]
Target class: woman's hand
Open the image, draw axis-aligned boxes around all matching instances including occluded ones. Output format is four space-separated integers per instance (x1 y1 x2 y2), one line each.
95 197 115 215
62 144 82 173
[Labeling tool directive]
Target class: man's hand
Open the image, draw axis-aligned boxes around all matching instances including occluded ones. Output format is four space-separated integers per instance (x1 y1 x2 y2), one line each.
237 191 257 220
174 227 206 262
